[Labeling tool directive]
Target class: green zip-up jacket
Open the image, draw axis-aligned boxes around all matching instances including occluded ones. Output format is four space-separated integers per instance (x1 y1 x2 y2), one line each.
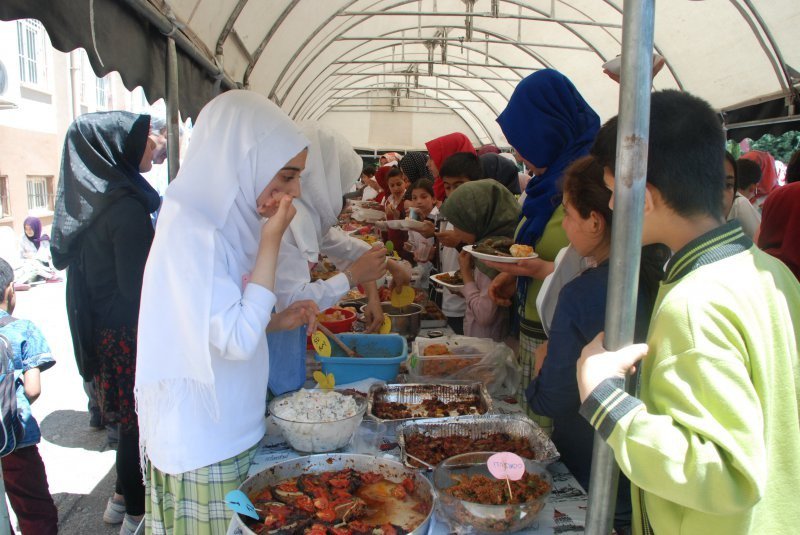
580 222 800 534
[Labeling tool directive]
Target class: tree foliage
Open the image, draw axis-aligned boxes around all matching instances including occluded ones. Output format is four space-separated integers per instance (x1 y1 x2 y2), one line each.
748 131 800 162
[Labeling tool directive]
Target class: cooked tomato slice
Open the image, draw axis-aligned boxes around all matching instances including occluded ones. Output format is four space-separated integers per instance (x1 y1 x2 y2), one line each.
401 477 415 493
276 482 299 493
295 495 316 513
253 488 273 502
391 484 407 500
359 471 383 484
347 520 370 533
315 508 336 523
305 524 327 535
328 478 351 488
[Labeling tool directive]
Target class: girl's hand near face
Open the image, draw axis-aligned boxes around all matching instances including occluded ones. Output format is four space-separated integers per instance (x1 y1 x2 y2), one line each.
251 195 296 292
458 250 474 283
261 194 296 240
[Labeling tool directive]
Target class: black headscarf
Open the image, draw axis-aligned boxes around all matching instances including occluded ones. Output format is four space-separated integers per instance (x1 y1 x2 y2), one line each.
480 153 521 195
51 111 160 269
399 151 433 183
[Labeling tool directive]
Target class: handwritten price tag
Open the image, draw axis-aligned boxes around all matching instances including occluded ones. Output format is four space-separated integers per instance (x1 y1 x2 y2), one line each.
313 371 336 390
225 489 259 520
487 452 526 481
311 330 332 357
379 314 392 334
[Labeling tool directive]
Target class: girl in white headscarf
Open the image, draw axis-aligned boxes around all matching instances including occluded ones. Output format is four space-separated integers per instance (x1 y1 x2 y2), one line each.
268 122 409 394
135 91 317 534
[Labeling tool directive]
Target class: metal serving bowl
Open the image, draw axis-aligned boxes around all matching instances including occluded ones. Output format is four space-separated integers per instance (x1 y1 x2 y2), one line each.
360 301 422 339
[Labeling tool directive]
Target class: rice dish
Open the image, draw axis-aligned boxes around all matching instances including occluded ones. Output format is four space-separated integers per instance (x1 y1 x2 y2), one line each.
271 389 359 422
270 390 366 452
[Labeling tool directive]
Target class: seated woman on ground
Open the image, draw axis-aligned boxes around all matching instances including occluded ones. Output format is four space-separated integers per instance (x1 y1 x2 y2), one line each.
17 216 57 284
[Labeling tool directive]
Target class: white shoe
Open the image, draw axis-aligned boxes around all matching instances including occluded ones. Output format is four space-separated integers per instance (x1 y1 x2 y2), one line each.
119 514 143 535
103 498 126 524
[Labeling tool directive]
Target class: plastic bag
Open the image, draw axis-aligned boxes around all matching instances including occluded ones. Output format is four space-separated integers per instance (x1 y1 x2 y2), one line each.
408 336 520 397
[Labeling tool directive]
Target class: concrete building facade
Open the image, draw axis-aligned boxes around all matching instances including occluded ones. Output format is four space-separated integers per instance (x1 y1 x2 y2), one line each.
0 18 151 237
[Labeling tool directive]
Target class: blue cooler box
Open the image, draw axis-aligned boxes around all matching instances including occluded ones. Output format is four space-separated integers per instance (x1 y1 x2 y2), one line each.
313 334 407 384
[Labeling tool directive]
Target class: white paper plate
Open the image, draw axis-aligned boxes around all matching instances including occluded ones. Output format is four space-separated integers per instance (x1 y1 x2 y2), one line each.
401 219 429 231
463 244 538 264
385 220 406 230
430 271 465 291
352 207 386 223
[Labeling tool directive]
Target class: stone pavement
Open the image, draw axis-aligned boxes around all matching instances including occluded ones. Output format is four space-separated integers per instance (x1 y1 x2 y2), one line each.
9 281 120 534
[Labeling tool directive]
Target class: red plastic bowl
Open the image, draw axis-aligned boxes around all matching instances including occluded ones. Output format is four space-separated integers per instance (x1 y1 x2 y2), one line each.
317 307 357 334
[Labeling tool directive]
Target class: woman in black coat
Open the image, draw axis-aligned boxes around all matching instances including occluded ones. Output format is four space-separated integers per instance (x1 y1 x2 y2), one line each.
51 111 159 533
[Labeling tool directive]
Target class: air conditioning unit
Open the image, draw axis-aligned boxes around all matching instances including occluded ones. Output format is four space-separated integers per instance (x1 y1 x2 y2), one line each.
0 60 19 110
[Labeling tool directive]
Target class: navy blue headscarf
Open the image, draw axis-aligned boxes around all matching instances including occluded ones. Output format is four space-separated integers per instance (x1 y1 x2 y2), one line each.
496 69 600 246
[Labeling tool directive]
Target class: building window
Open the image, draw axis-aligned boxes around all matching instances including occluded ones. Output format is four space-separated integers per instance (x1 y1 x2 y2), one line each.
26 175 53 212
96 76 109 109
0 176 9 218
16 19 48 87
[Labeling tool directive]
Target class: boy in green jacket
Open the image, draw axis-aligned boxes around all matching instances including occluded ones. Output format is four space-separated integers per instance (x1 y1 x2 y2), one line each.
577 90 800 534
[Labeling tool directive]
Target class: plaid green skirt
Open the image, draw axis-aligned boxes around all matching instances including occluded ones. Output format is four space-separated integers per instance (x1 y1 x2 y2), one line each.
145 446 258 535
518 332 553 435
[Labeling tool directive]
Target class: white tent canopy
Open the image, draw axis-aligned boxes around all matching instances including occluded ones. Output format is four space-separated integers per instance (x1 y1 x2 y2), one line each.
2 0 798 148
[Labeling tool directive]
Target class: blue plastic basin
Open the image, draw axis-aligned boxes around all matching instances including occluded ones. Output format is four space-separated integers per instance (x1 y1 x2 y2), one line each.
313 334 407 384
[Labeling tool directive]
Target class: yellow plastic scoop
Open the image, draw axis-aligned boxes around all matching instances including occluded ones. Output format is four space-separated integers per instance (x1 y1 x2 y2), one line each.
390 285 416 308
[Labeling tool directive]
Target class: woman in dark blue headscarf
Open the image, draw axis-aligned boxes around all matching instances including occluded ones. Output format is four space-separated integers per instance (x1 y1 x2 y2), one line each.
486 69 600 426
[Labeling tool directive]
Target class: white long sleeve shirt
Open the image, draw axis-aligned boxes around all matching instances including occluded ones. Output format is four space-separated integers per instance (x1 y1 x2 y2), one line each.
145 245 276 474
273 227 370 312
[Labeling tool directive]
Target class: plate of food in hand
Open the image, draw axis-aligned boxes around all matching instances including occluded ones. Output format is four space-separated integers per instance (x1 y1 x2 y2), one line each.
401 219 429 231
463 237 537 263
430 270 464 291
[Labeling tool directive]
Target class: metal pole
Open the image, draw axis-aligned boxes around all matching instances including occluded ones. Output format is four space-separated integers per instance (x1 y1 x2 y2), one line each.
584 0 655 533
166 37 180 183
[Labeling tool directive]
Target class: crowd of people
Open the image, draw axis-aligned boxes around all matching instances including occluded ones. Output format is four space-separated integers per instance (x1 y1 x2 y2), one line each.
0 65 797 535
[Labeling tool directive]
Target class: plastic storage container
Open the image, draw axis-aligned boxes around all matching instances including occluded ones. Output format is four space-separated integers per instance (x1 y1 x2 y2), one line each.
314 333 407 384
409 337 490 379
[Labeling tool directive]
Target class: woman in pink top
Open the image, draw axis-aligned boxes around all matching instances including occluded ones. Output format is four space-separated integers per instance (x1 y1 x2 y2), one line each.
440 180 520 341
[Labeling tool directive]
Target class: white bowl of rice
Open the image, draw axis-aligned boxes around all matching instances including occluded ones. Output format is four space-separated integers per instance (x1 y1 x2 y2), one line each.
268 389 367 453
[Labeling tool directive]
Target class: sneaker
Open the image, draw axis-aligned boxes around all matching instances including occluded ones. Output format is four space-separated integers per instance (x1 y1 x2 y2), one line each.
119 514 143 535
103 498 126 524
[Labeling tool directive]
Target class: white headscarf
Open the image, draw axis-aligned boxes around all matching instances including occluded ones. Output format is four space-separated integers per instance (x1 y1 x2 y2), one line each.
135 90 308 446
289 122 363 262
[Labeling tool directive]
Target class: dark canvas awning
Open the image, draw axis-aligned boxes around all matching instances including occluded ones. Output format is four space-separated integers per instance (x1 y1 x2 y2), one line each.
0 0 234 119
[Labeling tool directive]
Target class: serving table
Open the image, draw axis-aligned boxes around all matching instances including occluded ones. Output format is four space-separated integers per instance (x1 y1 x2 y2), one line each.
227 395 587 534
